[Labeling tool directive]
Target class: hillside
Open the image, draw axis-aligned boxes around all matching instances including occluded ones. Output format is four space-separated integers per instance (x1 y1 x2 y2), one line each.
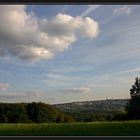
0 102 75 123
54 99 129 113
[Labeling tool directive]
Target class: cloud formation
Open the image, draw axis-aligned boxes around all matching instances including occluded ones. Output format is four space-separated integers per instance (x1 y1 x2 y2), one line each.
80 5 100 18
0 5 99 62
59 87 91 94
26 91 42 98
114 6 131 15
0 83 9 91
0 93 22 99
0 91 42 101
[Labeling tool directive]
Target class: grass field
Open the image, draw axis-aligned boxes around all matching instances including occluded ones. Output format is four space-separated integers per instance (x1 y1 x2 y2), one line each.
0 121 140 136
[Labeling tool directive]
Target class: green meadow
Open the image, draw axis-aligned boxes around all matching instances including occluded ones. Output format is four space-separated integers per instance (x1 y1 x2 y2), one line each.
0 121 140 136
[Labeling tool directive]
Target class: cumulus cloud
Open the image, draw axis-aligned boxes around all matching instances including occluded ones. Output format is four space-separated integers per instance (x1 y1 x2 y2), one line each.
114 6 131 15
0 83 9 91
0 5 99 62
59 87 91 94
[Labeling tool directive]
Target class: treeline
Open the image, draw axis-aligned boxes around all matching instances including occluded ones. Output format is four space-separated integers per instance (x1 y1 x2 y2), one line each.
65 111 128 122
0 102 128 123
0 102 75 123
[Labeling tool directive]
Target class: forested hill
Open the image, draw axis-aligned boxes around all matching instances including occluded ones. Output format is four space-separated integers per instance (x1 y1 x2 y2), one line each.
54 99 129 113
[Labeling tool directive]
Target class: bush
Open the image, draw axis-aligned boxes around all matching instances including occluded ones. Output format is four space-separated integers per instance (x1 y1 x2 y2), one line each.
64 114 76 122
112 112 128 121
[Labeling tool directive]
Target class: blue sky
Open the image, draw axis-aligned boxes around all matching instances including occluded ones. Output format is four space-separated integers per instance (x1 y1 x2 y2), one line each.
0 5 140 104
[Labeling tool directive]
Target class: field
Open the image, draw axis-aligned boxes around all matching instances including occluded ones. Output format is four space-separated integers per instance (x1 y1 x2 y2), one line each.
0 121 139 136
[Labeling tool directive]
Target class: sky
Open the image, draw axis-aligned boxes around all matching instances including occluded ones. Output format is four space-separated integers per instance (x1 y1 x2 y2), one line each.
0 5 140 104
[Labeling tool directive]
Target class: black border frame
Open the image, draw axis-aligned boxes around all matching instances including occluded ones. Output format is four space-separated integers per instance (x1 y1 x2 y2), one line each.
0 0 140 4
0 1 140 140
0 136 140 140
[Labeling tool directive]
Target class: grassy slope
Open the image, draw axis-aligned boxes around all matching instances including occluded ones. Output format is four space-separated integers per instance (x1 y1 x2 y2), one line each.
0 121 140 136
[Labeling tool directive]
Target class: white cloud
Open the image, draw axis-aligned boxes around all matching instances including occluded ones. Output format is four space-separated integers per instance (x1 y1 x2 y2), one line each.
0 5 99 62
0 93 23 99
59 87 91 94
0 83 9 91
100 67 140 78
26 91 42 98
81 20 140 66
114 6 131 15
45 73 83 87
0 91 41 101
50 65 95 74
45 97 61 104
80 5 100 18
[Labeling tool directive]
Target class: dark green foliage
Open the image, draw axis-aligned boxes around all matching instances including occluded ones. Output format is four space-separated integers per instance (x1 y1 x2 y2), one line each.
126 96 140 119
0 102 75 123
130 77 140 97
69 112 98 122
27 102 63 123
126 77 140 119
112 111 128 121
64 114 76 122
0 103 30 123
66 111 122 122
64 110 130 122
55 113 65 122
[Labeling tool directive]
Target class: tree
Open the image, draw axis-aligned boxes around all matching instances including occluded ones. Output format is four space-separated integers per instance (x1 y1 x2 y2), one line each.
27 102 62 123
130 77 140 97
126 77 140 119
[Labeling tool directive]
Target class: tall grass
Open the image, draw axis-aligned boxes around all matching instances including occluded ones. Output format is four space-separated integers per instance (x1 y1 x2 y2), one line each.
0 121 139 136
